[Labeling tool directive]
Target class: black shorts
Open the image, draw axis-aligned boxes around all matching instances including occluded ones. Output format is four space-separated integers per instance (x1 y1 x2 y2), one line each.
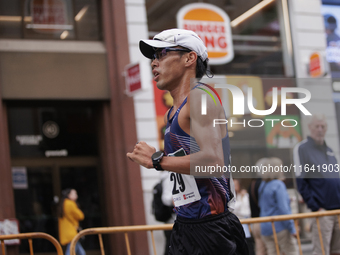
169 211 249 255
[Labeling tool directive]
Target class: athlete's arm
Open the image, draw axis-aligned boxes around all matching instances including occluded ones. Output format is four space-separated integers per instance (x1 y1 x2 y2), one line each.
126 104 190 173
188 87 226 175
126 129 191 174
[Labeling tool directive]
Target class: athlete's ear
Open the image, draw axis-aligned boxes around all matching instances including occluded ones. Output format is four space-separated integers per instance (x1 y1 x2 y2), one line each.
185 51 197 67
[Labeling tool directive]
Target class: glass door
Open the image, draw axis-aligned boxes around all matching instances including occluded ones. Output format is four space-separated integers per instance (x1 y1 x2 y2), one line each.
13 166 58 253
12 157 103 254
59 166 102 251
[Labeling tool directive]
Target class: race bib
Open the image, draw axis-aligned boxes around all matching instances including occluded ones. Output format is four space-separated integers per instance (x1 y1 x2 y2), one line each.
168 148 201 207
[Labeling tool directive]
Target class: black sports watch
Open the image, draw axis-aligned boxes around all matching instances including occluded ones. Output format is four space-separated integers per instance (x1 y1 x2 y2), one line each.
151 151 164 171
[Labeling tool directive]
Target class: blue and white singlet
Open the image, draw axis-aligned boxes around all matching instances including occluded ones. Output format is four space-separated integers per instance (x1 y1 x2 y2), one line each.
164 84 232 219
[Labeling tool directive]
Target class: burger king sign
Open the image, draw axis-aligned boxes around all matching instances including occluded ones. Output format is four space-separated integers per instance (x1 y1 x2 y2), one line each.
177 3 234 65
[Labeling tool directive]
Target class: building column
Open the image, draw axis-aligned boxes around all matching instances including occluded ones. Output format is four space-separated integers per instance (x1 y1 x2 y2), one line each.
99 0 149 254
0 99 17 255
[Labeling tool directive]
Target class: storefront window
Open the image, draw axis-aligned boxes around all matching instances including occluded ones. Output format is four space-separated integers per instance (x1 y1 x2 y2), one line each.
0 0 102 40
321 0 340 148
0 1 21 38
321 0 340 79
215 3 284 76
7 102 99 157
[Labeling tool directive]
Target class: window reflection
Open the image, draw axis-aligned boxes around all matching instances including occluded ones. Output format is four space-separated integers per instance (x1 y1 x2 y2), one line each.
0 0 101 40
146 0 284 76
213 2 284 76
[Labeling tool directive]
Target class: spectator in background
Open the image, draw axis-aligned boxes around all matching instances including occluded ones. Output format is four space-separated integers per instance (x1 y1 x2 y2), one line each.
324 14 340 46
293 114 340 255
324 14 340 74
234 179 254 255
248 158 267 255
258 157 298 255
58 188 85 255
234 179 251 220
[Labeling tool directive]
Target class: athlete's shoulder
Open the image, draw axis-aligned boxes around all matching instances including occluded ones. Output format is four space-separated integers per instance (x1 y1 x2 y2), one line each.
189 83 222 108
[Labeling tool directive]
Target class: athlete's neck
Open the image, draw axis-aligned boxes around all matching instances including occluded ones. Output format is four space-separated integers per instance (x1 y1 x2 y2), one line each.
169 74 194 109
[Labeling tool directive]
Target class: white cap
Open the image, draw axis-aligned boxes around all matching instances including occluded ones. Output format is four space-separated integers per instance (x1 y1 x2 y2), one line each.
139 29 208 61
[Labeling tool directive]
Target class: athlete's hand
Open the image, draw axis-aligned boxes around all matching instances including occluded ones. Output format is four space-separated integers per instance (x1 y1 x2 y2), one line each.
126 141 156 169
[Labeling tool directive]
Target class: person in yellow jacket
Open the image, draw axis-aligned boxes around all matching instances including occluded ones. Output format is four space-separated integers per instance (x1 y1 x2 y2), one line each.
58 188 85 255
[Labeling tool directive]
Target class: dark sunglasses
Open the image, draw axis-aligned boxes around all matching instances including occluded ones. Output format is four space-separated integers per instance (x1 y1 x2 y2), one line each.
152 47 191 61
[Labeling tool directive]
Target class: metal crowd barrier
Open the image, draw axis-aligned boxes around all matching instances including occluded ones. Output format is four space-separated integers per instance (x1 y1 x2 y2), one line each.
70 209 340 255
2 210 339 255
0 232 63 255
70 224 173 255
241 209 340 255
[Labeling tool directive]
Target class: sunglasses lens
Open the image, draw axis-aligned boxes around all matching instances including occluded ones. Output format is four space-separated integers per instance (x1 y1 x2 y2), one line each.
152 48 188 60
160 49 167 58
153 49 167 60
